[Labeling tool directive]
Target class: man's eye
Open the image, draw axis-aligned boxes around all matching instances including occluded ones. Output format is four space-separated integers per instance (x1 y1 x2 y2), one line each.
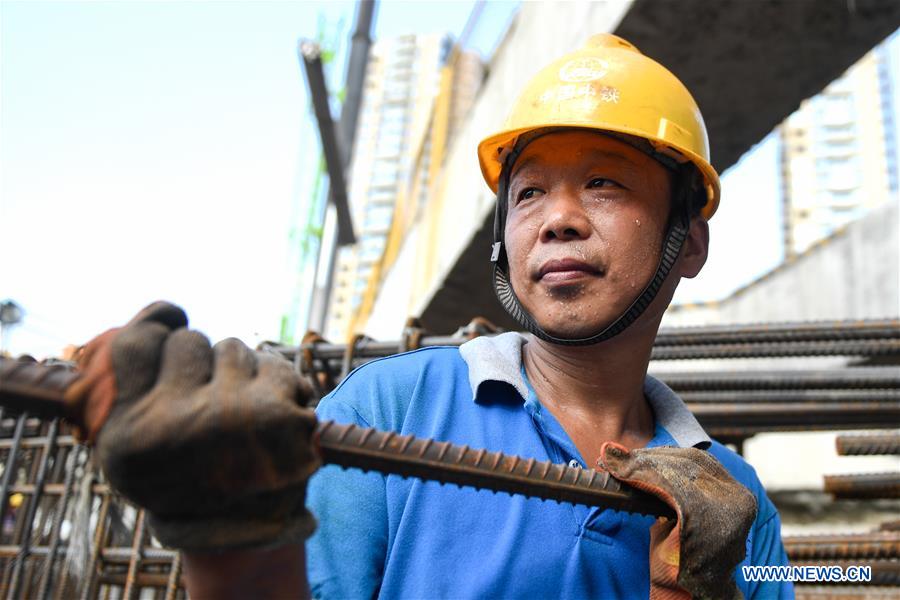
588 177 618 188
518 187 540 202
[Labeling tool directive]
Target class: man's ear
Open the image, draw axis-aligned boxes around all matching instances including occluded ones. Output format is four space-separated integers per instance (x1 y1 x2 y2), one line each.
679 217 709 279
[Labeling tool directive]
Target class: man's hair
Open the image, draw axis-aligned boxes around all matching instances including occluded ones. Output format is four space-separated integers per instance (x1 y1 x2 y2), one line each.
674 165 708 219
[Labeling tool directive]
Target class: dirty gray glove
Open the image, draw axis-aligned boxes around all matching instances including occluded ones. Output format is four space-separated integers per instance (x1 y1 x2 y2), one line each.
598 443 757 600
71 301 320 552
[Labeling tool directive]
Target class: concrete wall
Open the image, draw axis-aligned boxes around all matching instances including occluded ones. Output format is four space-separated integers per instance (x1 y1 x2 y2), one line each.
664 198 900 327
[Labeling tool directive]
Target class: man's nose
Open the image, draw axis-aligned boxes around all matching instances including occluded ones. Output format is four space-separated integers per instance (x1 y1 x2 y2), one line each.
538 191 591 242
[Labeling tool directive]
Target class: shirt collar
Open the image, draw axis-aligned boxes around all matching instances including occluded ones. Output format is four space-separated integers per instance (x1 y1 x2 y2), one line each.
458 332 711 449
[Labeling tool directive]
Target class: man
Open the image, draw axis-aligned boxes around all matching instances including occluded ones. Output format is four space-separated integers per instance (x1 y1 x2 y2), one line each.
74 34 791 599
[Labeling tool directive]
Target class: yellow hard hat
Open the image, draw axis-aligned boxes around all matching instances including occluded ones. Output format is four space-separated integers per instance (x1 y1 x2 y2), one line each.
477 34 720 219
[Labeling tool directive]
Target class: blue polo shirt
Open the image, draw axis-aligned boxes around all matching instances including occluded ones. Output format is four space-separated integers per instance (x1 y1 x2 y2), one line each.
306 333 792 599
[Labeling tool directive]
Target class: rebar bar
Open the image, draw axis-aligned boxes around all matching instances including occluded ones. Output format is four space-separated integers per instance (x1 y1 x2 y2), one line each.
35 445 79 600
824 473 900 500
681 389 900 403
657 368 900 392
650 339 900 360
298 354 900 395
690 402 900 432
7 418 59 599
122 511 147 600
0 412 26 525
259 319 900 380
0 358 673 519
268 318 900 356
836 434 900 456
0 360 80 421
784 532 900 560
653 319 900 346
795 586 900 599
317 421 673 518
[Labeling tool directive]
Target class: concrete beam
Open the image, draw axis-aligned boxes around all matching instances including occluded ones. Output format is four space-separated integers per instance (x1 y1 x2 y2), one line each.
418 0 900 334
616 0 900 174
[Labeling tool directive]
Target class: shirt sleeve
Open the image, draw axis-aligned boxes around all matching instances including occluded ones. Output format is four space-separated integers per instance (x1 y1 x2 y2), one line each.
305 397 389 600
742 494 795 599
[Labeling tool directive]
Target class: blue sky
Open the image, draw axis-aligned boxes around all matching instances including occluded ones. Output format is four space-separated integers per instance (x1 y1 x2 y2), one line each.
0 2 895 357
0 0 507 356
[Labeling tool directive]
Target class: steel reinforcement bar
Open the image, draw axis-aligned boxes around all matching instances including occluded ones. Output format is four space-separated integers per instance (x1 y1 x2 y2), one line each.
690 402 900 434
649 339 900 360
263 318 900 373
316 421 671 517
283 339 900 365
652 319 900 346
795 586 900 599
784 532 900 560
823 473 900 500
656 368 900 392
836 434 900 456
0 358 673 519
680 389 900 403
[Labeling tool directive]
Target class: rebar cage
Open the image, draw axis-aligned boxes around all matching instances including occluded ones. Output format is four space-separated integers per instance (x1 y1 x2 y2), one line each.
0 416 184 600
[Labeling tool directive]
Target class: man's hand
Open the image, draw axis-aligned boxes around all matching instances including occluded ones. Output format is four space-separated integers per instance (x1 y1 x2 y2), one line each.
71 301 320 552
599 443 756 600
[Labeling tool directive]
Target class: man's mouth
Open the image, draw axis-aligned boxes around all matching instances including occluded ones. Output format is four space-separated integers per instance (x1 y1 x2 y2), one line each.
536 258 603 283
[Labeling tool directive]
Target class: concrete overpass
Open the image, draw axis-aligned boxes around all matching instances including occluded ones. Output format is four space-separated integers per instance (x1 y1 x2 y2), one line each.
663 200 899 327
365 0 900 337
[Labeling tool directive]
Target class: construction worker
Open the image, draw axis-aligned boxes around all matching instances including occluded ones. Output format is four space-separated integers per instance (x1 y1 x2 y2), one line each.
73 34 791 599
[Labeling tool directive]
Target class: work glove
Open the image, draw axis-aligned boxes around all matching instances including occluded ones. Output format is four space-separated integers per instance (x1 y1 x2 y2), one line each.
67 301 320 552
598 443 756 600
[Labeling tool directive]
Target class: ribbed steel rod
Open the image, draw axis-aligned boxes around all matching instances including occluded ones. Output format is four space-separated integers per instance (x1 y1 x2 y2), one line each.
96 572 183 592
836 434 900 456
690 402 900 426
650 339 900 360
0 358 673 519
0 545 175 562
0 360 81 421
282 340 900 378
36 446 80 600
682 389 900 404
823 473 900 500
657 368 900 392
7 419 59 600
705 421 897 438
316 421 673 518
784 532 900 560
654 319 900 346
795 586 900 599
272 338 900 364
262 336 461 363
264 319 900 362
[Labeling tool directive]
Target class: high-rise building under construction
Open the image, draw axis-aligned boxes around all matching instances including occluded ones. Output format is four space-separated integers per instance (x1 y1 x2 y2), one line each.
325 32 483 341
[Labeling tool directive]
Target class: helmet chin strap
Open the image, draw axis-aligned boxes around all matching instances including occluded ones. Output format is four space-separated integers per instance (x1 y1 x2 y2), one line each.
490 160 693 347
